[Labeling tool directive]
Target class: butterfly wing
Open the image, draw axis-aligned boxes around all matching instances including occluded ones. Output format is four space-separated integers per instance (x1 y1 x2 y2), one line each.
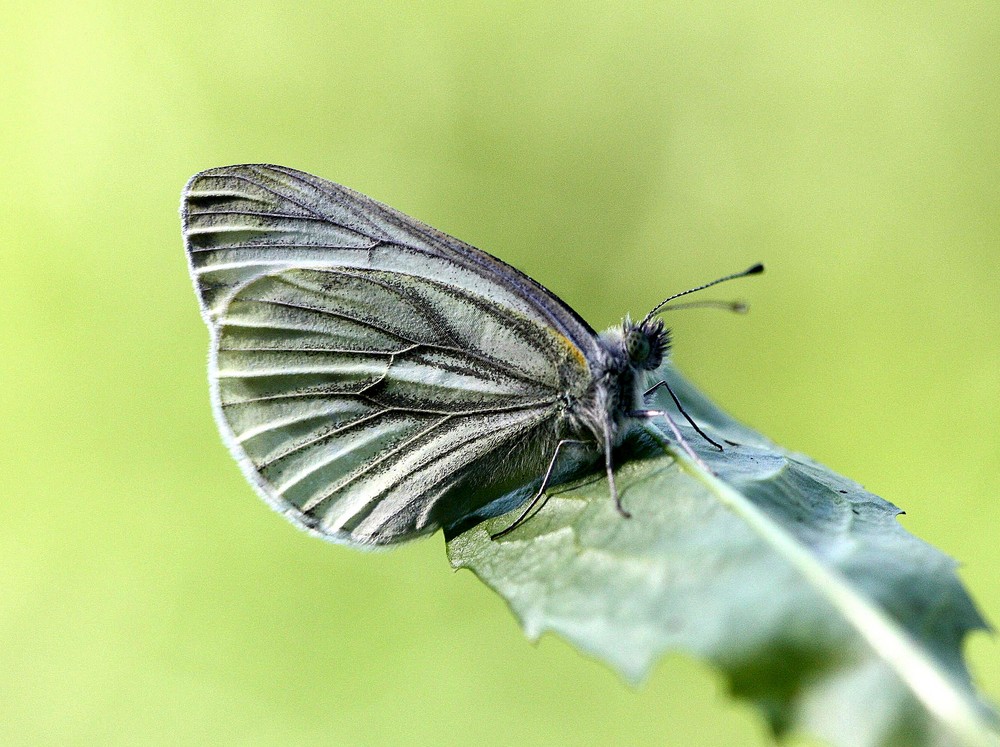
182 165 601 546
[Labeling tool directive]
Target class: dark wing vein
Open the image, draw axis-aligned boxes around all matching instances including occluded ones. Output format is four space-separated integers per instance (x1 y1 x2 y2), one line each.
191 210 337 223
262 165 394 237
201 170 329 221
228 283 559 391
342 411 551 536
187 242 379 255
297 415 455 512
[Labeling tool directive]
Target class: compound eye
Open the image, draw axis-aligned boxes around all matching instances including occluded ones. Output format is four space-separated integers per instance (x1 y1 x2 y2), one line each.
625 330 651 364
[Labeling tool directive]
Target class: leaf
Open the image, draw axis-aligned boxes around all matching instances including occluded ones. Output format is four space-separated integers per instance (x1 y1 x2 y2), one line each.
446 363 999 747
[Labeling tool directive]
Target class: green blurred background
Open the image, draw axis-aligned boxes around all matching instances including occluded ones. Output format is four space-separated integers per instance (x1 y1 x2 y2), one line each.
3 2 998 745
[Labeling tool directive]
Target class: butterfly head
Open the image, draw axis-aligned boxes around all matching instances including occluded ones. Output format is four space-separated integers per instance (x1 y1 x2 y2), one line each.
621 316 670 371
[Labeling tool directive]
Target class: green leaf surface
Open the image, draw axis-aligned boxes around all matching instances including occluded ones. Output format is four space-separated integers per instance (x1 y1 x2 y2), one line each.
447 364 999 747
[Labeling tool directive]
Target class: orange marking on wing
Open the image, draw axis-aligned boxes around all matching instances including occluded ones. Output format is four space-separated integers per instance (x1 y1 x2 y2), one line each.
554 331 589 372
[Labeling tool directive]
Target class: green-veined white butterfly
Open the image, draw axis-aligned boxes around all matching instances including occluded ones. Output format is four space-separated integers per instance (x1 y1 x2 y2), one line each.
182 165 761 547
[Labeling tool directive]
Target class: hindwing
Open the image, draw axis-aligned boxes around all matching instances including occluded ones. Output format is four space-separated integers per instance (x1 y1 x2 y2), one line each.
182 165 600 545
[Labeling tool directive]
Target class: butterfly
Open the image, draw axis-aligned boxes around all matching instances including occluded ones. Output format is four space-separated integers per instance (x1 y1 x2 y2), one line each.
182 164 761 547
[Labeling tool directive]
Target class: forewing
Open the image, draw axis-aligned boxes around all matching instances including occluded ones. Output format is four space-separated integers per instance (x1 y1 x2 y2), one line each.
182 166 599 546
182 164 600 359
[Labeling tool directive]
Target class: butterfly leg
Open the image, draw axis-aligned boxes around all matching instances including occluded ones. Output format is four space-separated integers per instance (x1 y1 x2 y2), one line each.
644 379 723 451
631 408 713 473
604 419 631 519
490 438 586 540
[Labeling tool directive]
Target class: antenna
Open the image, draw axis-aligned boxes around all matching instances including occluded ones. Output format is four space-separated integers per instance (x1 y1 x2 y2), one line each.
656 299 749 314
641 263 763 326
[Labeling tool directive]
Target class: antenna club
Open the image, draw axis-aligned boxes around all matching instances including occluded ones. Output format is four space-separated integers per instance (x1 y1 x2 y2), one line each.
746 263 764 275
